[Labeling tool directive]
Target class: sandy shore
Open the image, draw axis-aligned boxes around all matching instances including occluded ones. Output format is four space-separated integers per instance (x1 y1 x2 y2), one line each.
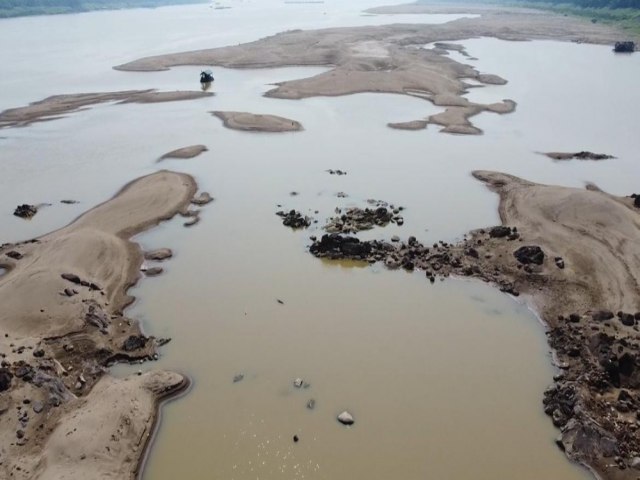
307 172 640 479
212 111 303 132
159 144 209 161
113 8 631 134
0 170 202 479
0 90 213 129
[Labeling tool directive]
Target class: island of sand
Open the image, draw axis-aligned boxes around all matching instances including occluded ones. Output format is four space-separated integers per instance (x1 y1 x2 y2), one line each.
212 111 303 132
304 172 640 479
0 170 209 479
113 6 635 135
159 144 209 161
0 90 213 129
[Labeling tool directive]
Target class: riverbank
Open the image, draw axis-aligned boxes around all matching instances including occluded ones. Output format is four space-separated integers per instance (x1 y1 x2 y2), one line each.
0 170 203 479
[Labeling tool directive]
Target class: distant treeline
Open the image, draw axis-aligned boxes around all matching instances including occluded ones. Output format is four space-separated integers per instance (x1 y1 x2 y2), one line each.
517 0 638 8
0 0 206 18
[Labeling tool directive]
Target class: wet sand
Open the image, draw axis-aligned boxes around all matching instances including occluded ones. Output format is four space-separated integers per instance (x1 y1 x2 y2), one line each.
212 111 303 132
159 145 209 161
0 90 213 128
0 171 202 479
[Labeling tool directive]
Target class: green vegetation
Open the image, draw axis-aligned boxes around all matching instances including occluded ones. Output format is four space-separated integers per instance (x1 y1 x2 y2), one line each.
513 1 640 35
419 0 640 36
0 0 206 18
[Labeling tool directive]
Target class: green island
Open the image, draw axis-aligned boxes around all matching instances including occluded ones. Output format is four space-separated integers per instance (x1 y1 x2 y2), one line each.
0 0 205 18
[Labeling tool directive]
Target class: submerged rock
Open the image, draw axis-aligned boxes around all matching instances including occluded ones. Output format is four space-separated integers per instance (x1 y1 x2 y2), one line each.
233 374 244 383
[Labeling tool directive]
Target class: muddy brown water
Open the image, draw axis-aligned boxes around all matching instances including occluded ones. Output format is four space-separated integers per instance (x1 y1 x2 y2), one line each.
1 1 639 479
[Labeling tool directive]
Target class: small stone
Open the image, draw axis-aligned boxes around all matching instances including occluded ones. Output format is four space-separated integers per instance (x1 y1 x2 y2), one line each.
293 378 304 388
554 257 565 269
191 192 213 206
144 267 164 277
233 374 244 383
337 411 355 425
32 349 45 358
391 235 400 242
6 251 22 260
293 435 299 442
307 399 316 410
631 457 640 470
144 249 172 261
16 429 24 439
32 402 43 414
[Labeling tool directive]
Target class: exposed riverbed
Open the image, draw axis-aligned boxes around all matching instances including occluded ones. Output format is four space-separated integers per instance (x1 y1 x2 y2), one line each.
1 0 639 479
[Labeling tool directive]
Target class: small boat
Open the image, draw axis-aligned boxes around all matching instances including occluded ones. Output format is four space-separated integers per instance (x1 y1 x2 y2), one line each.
200 70 215 83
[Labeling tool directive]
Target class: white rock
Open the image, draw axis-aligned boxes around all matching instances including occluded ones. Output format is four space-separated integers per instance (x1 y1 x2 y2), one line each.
337 411 354 425
293 378 304 388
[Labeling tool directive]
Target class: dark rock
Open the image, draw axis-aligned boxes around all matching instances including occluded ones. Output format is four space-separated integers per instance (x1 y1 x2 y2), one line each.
465 248 479 259
489 226 511 238
614 41 635 53
276 210 311 229
310 234 373 259
592 310 615 322
60 199 79 204
634 196 640 208
32 349 45 358
307 399 316 410
293 435 299 443
6 251 22 260
233 374 244 383
620 313 635 326
514 246 545 265
554 257 565 269
0 368 12 392
61 273 82 284
13 204 37 219
123 335 148 352
569 313 581 323
16 429 24 439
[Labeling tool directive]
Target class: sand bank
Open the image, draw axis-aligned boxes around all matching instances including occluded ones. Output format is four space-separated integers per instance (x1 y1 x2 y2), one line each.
114 8 632 134
0 170 201 479
0 90 213 129
308 172 640 479
159 144 209 161
212 111 303 132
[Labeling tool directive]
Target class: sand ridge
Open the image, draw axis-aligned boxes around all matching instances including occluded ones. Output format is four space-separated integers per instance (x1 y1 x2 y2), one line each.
0 90 213 129
159 144 209 161
113 8 632 134
0 170 200 479
212 111 303 132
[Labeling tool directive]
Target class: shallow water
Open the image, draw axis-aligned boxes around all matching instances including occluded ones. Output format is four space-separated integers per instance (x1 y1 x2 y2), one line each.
1 1 639 479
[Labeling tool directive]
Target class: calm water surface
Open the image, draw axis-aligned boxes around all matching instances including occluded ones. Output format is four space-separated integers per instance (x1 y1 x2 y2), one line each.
1 1 639 479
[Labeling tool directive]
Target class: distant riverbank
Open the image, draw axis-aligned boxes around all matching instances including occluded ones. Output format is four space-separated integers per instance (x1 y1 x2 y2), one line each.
0 0 205 19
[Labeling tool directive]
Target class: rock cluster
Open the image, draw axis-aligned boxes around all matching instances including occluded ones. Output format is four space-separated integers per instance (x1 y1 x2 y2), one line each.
276 210 312 229
325 206 402 233
13 204 37 219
